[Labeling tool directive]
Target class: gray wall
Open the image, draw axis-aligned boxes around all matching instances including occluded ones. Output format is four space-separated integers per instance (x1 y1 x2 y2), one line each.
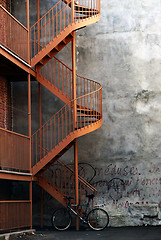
73 0 161 226
12 0 161 227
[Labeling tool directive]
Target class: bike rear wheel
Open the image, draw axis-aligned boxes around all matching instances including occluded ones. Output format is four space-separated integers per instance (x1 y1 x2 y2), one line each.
87 208 109 230
51 208 72 230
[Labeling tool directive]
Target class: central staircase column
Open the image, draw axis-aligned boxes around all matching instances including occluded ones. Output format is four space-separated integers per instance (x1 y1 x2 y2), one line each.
72 0 79 230
72 31 77 129
28 73 32 229
72 32 79 230
74 138 79 230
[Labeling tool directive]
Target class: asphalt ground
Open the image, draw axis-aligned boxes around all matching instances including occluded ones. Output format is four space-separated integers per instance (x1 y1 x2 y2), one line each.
8 226 161 240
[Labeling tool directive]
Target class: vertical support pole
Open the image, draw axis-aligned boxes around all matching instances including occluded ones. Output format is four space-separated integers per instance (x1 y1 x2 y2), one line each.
37 0 42 224
38 82 43 228
40 188 43 228
101 89 102 119
37 0 40 21
28 74 31 166
39 82 42 158
28 73 32 229
72 31 77 130
37 0 40 51
39 82 42 126
72 1 78 229
29 181 32 229
74 139 79 231
26 0 30 63
71 0 75 24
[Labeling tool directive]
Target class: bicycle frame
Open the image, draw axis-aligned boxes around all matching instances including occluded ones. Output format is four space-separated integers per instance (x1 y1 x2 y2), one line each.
67 198 92 224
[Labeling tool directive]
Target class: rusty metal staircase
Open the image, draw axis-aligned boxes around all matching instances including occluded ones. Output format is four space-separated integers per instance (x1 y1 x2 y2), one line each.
38 159 97 207
30 0 100 68
30 0 101 213
31 59 102 175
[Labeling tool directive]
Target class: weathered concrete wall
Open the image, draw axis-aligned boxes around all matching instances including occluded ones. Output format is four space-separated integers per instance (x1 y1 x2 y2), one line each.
11 0 161 227
72 0 161 226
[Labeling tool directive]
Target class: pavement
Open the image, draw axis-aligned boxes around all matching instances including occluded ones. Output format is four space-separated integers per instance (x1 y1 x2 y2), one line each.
8 227 161 240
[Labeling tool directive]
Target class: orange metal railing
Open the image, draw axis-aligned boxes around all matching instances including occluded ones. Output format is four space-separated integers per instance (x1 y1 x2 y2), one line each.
29 0 72 59
29 0 100 59
30 0 102 169
0 5 29 63
62 0 100 16
39 57 73 99
31 104 73 166
0 201 31 231
42 159 97 205
74 0 100 21
75 0 100 11
0 0 101 173
31 82 102 166
0 0 100 62
39 56 100 99
0 128 30 172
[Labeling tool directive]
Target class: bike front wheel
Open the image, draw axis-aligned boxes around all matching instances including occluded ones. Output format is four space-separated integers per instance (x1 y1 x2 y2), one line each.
87 208 109 230
51 208 72 231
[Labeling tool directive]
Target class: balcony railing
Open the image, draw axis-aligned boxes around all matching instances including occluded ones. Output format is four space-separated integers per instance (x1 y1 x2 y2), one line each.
0 128 30 172
0 201 31 231
29 0 72 59
0 0 100 63
0 5 29 63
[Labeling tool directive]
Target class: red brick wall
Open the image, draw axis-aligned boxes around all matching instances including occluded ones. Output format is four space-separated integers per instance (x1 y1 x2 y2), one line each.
0 77 11 130
0 0 10 49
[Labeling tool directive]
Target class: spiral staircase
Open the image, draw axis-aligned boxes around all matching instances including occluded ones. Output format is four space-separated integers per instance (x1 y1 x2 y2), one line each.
29 0 102 214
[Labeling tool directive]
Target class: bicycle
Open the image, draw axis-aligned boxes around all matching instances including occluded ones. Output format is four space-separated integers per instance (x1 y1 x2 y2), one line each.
51 193 109 231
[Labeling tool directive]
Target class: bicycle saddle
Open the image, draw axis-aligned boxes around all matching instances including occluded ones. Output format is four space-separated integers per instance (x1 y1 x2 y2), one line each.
86 194 95 200
65 196 74 200
68 196 74 200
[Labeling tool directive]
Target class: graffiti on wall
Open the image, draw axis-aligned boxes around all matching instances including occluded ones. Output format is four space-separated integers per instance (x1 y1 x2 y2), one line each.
77 161 161 208
43 161 161 210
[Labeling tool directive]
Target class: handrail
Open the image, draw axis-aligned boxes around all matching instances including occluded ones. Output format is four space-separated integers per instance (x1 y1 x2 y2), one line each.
39 56 101 100
32 102 71 137
0 127 30 139
29 0 64 29
28 0 102 173
29 0 72 58
31 53 102 166
29 0 100 60
57 159 97 192
41 158 97 205
0 200 31 203
31 86 102 165
0 0 100 63
33 57 102 137
31 85 102 137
